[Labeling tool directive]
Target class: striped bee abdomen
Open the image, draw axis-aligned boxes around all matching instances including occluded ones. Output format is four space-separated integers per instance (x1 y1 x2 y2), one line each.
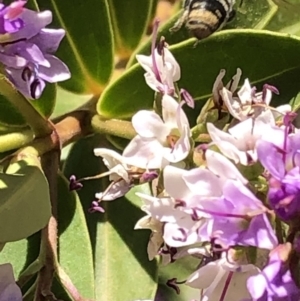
170 0 236 40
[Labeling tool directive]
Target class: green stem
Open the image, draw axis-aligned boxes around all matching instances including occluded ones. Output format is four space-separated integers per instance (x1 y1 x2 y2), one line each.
91 115 136 140
0 129 34 152
0 75 53 137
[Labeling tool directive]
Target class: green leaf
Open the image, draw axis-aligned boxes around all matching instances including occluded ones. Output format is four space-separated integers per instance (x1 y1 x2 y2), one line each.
228 0 277 30
56 173 95 299
98 30 300 120
290 91 300 112
0 159 51 243
157 256 201 301
51 87 91 119
0 83 56 127
126 0 276 68
108 0 154 56
0 233 40 278
63 135 158 301
266 0 300 33
32 0 114 94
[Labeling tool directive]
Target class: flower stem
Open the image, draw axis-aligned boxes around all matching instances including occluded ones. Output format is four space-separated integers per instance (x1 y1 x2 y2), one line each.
0 129 33 152
34 150 60 301
91 115 136 140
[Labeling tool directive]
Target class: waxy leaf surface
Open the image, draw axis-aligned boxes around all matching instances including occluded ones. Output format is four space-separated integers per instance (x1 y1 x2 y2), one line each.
33 0 114 94
63 135 158 301
98 30 300 122
0 159 51 243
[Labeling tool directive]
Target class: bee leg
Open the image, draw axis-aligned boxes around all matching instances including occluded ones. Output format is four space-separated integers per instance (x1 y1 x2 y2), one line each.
193 39 200 48
227 9 236 22
169 9 189 33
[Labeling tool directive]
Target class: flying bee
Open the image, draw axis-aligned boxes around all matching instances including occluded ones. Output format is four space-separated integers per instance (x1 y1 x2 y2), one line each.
170 0 236 40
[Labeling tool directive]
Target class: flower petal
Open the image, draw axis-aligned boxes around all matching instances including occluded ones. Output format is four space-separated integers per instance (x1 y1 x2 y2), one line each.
29 28 65 53
123 136 166 169
131 110 166 139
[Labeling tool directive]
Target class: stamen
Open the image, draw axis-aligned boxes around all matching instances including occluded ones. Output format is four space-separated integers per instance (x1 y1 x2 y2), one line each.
174 199 186 208
160 245 178 262
69 175 83 191
88 200 105 213
166 278 185 294
262 84 279 101
191 208 200 221
151 19 162 83
228 68 242 93
219 271 233 301
212 69 226 106
194 207 252 221
282 112 297 163
157 36 166 56
140 170 158 183
180 88 195 108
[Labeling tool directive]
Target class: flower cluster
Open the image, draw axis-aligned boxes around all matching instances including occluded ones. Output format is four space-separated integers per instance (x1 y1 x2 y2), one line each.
0 1 70 99
70 21 300 301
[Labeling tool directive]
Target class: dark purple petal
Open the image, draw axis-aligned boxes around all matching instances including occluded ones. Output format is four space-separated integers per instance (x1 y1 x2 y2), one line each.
268 182 300 222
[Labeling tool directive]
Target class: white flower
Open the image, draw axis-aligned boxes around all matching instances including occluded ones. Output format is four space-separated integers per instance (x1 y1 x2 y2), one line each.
136 47 180 94
186 254 260 301
136 150 248 248
207 110 277 165
123 95 191 169
94 148 131 201
0 263 22 301
212 68 242 107
221 78 291 121
94 148 130 182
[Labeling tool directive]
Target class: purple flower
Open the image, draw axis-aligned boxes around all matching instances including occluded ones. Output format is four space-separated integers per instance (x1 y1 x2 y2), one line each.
0 1 25 35
257 129 300 221
247 244 300 301
136 20 180 95
0 1 70 99
0 263 22 301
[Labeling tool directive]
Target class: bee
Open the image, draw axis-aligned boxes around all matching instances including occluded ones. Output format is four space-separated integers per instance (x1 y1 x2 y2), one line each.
170 0 236 40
